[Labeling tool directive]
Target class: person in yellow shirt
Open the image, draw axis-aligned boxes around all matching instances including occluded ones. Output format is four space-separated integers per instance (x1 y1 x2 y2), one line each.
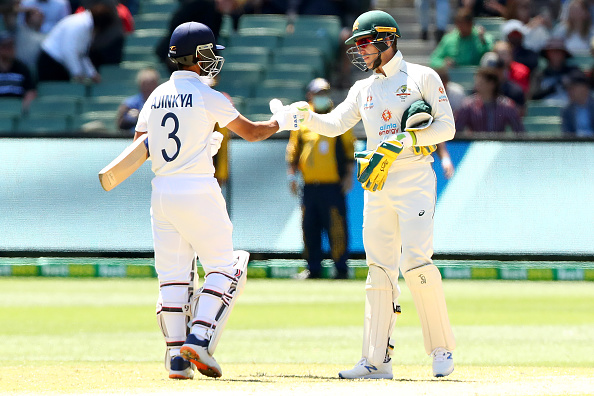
286 78 355 279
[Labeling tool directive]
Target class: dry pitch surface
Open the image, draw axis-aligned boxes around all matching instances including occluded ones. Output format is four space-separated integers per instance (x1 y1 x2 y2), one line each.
2 363 593 395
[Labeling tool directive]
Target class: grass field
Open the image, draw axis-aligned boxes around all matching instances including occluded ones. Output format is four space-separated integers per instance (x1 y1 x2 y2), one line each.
1 277 593 395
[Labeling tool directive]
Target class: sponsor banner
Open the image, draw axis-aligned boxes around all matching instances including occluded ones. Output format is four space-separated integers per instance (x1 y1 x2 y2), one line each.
440 266 471 279
500 267 528 280
527 268 554 281
471 267 498 279
555 268 584 281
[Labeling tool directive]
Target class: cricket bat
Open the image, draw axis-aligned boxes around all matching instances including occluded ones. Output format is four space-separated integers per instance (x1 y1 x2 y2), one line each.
98 134 149 191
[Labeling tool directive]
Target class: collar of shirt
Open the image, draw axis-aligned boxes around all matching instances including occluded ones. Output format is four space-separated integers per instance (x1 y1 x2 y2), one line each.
374 50 404 79
171 70 205 82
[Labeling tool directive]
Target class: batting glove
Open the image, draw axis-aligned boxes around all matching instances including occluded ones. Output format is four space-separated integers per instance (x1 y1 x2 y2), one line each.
209 131 224 157
357 140 404 192
269 99 311 132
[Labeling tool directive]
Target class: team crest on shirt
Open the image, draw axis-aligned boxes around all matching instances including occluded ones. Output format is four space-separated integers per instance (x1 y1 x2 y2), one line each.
381 109 392 122
363 95 374 110
395 85 411 101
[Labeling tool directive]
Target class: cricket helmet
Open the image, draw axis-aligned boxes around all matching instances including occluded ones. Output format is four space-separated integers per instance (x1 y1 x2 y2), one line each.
345 10 401 72
168 22 225 78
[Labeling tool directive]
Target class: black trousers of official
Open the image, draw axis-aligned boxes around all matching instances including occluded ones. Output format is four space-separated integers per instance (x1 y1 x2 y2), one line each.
37 50 70 82
302 183 349 278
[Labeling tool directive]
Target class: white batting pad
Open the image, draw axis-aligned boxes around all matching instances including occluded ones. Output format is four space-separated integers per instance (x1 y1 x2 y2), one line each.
363 265 399 366
157 282 191 369
404 264 456 355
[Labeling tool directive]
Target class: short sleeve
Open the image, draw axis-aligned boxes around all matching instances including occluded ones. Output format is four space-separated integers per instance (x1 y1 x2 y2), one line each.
206 89 240 128
135 97 150 132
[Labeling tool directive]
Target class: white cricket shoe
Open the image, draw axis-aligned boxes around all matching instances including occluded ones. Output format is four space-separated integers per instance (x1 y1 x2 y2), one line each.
338 358 393 379
168 356 194 380
432 347 454 377
180 334 222 378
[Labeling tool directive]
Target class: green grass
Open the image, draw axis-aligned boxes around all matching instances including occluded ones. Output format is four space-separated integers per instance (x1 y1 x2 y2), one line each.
0 278 593 394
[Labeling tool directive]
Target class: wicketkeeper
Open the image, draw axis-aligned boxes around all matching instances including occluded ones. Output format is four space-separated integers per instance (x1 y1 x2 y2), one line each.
270 10 457 379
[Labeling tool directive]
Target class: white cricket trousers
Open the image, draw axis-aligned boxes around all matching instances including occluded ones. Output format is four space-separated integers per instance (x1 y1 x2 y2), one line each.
363 162 436 286
151 174 235 283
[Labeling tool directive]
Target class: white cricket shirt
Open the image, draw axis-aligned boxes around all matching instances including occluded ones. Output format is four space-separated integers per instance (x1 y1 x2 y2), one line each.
136 70 239 176
306 51 456 165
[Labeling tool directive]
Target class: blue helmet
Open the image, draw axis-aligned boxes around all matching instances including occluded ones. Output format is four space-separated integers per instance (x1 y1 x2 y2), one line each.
168 22 225 77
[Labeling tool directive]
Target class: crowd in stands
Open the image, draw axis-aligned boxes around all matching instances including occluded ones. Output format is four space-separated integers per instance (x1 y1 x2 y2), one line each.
0 0 592 137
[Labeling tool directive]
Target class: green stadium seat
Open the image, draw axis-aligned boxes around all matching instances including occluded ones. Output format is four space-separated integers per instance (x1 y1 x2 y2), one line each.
91 82 137 98
0 114 18 132
99 64 142 83
526 104 562 118
81 96 126 113
0 98 23 116
523 116 563 137
17 115 71 135
227 33 282 49
219 62 264 86
37 82 88 98
254 80 305 102
272 48 326 76
243 97 292 117
74 111 119 133
126 29 167 47
237 14 288 35
140 1 176 14
448 66 478 91
568 54 592 70
223 47 272 65
122 48 161 63
134 13 169 30
291 15 341 43
229 96 245 113
220 14 234 39
265 64 316 86
216 80 254 99
281 33 336 63
474 17 504 40
27 97 81 117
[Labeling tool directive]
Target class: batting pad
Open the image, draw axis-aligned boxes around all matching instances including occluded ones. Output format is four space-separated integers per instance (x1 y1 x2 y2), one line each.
363 265 399 366
157 282 191 369
404 264 456 355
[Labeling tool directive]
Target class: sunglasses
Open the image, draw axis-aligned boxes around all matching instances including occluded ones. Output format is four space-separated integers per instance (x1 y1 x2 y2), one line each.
355 37 374 47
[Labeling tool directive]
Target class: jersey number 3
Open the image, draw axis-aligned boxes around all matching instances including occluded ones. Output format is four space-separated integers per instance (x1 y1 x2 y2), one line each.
161 112 181 162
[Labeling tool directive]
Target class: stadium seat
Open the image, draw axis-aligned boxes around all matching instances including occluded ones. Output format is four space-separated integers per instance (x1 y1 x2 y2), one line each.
81 96 126 113
17 115 71 135
474 17 505 40
523 116 563 137
74 111 119 133
526 104 562 118
215 79 254 99
265 64 316 86
140 1 176 14
126 29 167 47
272 48 326 76
237 14 288 35
244 97 292 117
281 33 335 63
448 66 477 91
0 98 24 116
134 13 169 30
27 97 81 117
219 62 265 85
219 14 234 39
0 114 18 133
99 64 142 83
255 80 305 102
291 15 341 44
122 47 161 63
227 33 282 50
223 47 272 65
37 82 88 98
91 82 137 98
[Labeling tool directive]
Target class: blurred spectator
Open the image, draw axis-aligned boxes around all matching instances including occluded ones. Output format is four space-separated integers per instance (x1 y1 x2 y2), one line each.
435 66 466 114
74 1 127 68
1 0 19 31
480 50 526 114
460 0 504 17
0 31 36 112
17 0 71 34
155 0 223 72
116 67 160 135
415 0 450 42
120 0 138 15
37 2 115 82
501 18 539 71
531 37 581 104
552 0 594 56
429 8 493 69
561 69 594 137
285 78 354 280
455 67 525 134
513 0 552 52
15 7 45 76
491 40 530 93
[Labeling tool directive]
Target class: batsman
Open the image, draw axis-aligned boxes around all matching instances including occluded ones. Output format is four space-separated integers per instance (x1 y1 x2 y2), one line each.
271 10 456 379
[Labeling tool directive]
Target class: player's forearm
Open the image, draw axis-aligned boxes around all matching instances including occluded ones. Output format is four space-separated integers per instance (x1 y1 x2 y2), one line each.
227 114 278 142
414 117 455 146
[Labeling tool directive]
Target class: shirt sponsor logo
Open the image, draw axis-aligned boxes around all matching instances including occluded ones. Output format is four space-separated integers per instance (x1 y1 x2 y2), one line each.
381 109 392 122
151 93 193 109
364 95 374 110
438 94 449 102
379 122 399 136
439 86 445 94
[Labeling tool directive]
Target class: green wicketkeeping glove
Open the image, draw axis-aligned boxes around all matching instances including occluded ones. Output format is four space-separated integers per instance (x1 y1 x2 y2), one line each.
354 150 373 181
357 140 404 192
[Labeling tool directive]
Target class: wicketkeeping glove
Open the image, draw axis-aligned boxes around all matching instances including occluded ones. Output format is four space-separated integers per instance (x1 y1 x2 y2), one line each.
269 99 311 132
354 150 373 180
357 140 404 192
